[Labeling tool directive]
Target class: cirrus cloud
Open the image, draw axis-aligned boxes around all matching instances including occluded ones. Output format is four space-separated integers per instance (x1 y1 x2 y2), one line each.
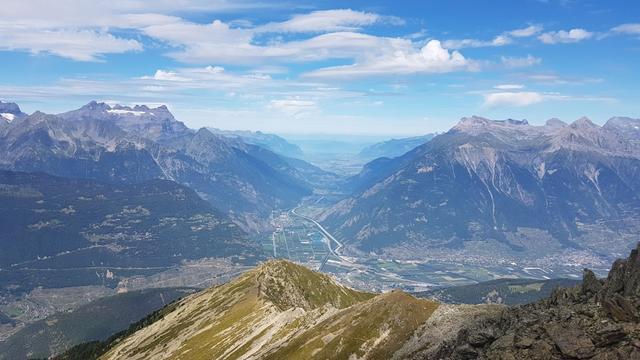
256 9 403 33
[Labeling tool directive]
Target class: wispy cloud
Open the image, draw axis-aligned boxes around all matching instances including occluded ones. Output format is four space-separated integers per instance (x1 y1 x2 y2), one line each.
256 9 403 33
494 84 525 90
501 55 542 68
484 91 543 107
610 23 640 35
538 28 593 44
268 99 318 118
443 25 542 49
0 28 141 61
508 25 544 37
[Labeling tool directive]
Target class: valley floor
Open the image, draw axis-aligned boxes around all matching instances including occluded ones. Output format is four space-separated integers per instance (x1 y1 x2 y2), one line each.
262 194 614 293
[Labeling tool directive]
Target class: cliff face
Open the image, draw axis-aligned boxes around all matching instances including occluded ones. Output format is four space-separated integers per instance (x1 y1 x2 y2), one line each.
414 243 640 360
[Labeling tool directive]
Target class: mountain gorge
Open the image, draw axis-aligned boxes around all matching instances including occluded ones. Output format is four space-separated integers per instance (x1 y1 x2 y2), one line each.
321 116 640 262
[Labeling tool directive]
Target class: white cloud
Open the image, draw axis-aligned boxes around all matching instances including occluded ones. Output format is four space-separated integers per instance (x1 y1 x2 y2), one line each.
443 25 541 50
538 28 593 44
494 84 524 90
501 55 542 68
256 9 400 33
443 35 511 49
508 25 543 37
526 73 603 85
484 92 543 107
611 23 640 35
304 40 471 78
142 17 415 66
0 0 273 61
149 70 192 82
268 99 317 117
0 28 141 61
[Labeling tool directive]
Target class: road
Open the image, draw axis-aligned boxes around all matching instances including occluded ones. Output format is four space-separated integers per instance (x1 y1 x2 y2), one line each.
290 207 345 260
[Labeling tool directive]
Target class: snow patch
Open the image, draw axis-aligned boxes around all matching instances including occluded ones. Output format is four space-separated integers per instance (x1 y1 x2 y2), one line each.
417 165 433 174
107 109 153 116
1 113 15 122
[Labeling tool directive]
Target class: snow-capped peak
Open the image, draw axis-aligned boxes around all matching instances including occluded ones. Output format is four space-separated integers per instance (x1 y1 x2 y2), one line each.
1 113 16 122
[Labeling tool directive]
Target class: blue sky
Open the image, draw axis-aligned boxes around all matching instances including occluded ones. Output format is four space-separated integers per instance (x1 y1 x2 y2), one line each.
1 0 639 135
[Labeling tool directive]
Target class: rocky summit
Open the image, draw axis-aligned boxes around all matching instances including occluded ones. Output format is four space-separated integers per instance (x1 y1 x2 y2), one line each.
57 244 640 360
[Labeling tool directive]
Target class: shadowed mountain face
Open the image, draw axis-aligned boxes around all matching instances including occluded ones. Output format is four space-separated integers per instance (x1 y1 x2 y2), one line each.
321 116 640 260
0 102 314 230
0 170 261 295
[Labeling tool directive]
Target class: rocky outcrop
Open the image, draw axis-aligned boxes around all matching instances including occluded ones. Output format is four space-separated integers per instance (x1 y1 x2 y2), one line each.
416 243 640 359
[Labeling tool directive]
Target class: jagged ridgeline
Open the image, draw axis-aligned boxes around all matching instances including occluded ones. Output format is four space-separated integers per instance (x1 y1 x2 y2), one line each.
57 245 640 360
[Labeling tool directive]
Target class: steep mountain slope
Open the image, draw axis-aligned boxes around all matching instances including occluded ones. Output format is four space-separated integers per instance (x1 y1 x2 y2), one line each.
358 134 436 160
207 128 304 158
0 101 313 230
322 116 640 261
0 170 259 295
0 288 194 360
92 260 437 360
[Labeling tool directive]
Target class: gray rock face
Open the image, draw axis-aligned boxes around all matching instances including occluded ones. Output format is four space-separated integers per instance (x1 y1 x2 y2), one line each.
415 243 640 359
546 324 595 359
322 115 640 260
0 101 27 125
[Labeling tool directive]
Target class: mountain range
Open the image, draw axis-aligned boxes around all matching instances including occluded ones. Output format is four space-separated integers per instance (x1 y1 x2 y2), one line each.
321 116 640 262
207 128 304 159
0 101 318 231
56 244 640 360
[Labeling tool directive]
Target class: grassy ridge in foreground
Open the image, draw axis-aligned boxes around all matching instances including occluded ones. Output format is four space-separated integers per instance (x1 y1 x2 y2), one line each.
56 260 439 360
